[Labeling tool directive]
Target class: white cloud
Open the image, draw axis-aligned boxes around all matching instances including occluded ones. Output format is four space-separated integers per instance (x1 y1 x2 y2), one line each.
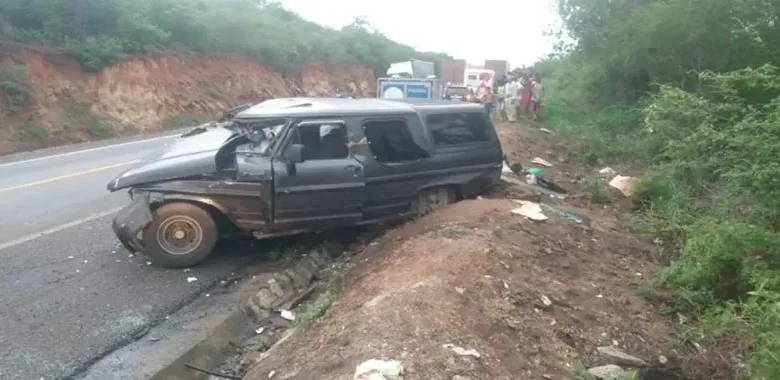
279 0 561 68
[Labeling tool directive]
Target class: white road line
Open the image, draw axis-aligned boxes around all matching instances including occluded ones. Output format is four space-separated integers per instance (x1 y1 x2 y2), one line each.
0 134 178 169
0 207 124 251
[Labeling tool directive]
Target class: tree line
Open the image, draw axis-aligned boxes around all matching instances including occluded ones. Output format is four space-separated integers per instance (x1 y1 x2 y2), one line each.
539 0 780 377
0 0 448 73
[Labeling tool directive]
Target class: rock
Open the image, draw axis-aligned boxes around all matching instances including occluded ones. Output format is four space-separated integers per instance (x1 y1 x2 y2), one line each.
266 278 286 298
252 288 280 309
588 364 627 379
597 346 648 367
452 376 472 380
284 267 309 289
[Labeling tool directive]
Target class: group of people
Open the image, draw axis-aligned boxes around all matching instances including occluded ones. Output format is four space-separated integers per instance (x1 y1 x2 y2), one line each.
499 74 544 122
454 73 544 122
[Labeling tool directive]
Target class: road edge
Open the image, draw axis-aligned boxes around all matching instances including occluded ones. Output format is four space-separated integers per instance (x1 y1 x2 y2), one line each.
147 250 329 380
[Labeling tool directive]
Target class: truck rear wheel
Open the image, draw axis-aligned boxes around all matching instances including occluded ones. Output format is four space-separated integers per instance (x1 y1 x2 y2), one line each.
142 202 218 268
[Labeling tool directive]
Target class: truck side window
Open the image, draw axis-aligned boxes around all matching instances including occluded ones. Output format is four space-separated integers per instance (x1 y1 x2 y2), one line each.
291 123 349 160
425 112 489 146
363 120 428 163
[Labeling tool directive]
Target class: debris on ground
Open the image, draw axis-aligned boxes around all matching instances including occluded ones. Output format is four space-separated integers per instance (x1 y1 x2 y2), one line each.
587 364 631 380
599 167 617 176
186 276 198 283
597 346 648 367
443 344 481 358
608 175 637 197
531 157 553 167
511 200 548 221
279 310 295 321
353 359 403 380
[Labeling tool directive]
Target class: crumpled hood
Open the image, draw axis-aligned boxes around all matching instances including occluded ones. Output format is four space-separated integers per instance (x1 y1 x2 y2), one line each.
107 125 236 191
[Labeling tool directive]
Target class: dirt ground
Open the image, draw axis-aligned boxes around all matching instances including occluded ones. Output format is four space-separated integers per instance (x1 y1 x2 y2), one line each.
242 120 689 380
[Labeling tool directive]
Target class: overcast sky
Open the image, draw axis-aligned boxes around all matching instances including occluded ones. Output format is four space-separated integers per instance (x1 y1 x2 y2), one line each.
279 0 561 68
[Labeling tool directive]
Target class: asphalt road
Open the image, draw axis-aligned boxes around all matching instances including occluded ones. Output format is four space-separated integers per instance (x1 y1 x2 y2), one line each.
0 133 242 379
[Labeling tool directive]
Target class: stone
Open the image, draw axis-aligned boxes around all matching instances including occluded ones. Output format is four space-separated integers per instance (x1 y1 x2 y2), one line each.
252 287 280 309
284 267 309 288
597 346 648 367
306 249 327 266
244 300 271 322
451 376 472 380
295 258 319 280
266 278 286 298
587 364 627 380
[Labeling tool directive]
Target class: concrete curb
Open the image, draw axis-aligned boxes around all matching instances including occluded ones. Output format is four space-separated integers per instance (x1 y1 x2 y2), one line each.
148 249 328 380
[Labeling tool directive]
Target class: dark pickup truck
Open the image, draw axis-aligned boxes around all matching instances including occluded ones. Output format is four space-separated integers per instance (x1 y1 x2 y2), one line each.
107 98 503 267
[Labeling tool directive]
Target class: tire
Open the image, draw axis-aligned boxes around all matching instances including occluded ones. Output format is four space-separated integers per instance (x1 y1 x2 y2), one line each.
412 186 458 217
142 202 219 268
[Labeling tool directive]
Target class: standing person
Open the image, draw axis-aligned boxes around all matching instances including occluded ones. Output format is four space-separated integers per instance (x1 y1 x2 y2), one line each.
530 76 544 121
520 75 532 115
504 79 518 122
484 87 497 116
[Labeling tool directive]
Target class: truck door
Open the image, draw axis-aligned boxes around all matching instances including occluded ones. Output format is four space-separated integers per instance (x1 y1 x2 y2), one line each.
272 120 365 229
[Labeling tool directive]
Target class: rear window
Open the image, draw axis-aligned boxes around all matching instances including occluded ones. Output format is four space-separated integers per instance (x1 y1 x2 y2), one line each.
425 112 490 146
446 87 469 96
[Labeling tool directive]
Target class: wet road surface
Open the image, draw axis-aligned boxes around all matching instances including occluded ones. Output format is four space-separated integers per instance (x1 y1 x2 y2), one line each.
0 133 246 379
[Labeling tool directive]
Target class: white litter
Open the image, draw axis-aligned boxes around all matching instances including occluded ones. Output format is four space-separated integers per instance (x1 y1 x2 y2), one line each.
268 370 276 378
67 256 74 259
511 200 548 221
186 277 198 283
146 261 152 266
256 327 266 334
599 167 617 176
608 175 637 197
531 157 553 167
280 310 295 321
501 162 514 174
353 359 403 380
443 343 481 358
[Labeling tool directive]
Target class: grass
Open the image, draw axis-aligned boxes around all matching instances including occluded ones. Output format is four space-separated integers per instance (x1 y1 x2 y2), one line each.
540 65 780 378
0 64 32 115
296 274 344 329
63 102 116 137
162 113 210 129
585 177 612 204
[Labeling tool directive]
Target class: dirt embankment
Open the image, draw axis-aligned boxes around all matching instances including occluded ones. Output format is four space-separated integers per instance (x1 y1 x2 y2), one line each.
0 42 376 155
238 121 705 380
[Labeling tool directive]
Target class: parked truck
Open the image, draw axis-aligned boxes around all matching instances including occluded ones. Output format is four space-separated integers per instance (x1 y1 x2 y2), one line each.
440 59 467 85
484 59 510 82
377 59 443 99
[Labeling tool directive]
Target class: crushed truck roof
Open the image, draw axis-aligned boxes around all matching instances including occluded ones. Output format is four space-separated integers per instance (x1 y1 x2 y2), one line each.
234 97 484 119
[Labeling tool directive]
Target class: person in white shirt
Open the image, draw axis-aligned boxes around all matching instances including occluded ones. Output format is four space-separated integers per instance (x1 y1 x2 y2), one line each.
504 79 519 122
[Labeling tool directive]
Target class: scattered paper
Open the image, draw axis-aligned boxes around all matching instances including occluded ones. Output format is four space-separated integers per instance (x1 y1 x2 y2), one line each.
511 200 548 221
599 167 617 176
443 343 481 358
256 327 266 334
539 128 554 134
268 370 276 378
186 277 198 283
531 157 553 167
608 175 637 197
280 310 295 321
354 359 403 380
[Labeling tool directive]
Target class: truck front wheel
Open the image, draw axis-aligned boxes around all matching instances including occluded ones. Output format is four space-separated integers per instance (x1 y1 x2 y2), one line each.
142 202 218 268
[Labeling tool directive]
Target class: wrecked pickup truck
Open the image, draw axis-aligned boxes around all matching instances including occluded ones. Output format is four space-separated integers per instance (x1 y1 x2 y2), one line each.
107 98 503 268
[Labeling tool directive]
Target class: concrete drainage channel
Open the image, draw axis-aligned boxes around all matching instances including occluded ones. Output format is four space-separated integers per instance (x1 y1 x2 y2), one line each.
154 248 335 380
77 228 375 380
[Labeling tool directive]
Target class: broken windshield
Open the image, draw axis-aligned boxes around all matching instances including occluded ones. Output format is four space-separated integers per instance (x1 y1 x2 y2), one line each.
231 119 288 155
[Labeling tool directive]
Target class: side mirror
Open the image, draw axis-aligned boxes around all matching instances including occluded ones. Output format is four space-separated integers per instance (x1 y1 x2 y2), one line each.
283 143 304 163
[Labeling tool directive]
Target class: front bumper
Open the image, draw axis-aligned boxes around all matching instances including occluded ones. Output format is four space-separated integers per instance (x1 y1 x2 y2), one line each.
112 193 154 253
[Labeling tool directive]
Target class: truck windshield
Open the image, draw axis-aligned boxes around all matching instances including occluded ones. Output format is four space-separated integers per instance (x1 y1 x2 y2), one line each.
232 119 289 155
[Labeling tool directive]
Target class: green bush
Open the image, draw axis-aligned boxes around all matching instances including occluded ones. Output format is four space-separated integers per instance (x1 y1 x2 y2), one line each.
0 0 448 73
0 64 32 114
542 0 780 375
